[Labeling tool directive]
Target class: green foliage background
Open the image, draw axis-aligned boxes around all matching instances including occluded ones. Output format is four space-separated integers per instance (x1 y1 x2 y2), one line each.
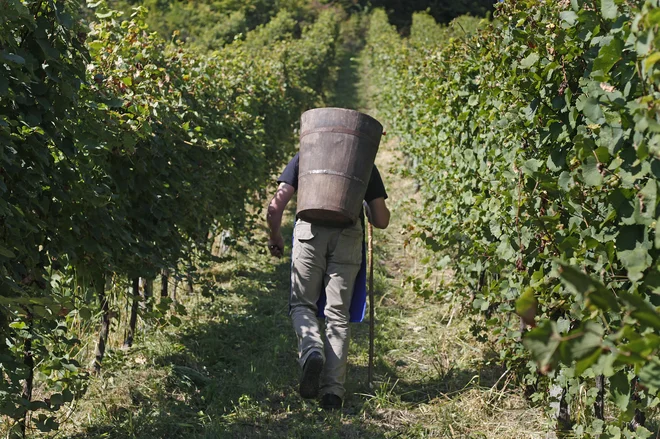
367 0 495 30
103 0 496 50
106 0 318 50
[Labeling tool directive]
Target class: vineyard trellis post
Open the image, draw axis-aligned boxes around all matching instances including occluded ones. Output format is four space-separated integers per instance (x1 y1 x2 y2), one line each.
368 221 375 387
124 277 141 348
92 273 111 374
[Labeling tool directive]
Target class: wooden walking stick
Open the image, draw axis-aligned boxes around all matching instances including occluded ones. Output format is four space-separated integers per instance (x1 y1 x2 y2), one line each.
368 221 375 387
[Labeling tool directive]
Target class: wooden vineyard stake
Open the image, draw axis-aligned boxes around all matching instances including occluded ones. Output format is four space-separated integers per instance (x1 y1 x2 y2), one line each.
368 221 375 387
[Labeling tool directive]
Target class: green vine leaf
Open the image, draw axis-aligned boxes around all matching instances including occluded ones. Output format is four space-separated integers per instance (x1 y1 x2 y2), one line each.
519 52 540 69
600 0 619 20
592 37 624 75
515 287 538 327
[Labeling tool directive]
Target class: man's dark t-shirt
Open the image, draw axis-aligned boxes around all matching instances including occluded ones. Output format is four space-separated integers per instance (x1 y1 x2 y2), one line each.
277 153 388 205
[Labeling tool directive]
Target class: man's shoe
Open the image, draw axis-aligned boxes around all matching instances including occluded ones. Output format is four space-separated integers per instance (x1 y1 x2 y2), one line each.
299 351 323 399
320 393 342 410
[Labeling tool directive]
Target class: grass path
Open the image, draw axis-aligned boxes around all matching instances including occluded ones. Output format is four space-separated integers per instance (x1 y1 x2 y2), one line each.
53 45 548 439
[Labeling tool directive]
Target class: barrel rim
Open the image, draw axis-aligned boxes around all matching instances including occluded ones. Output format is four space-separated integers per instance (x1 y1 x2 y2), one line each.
301 107 383 131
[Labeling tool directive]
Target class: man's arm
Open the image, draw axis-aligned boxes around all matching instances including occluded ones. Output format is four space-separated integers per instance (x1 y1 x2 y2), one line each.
266 182 295 258
366 197 390 229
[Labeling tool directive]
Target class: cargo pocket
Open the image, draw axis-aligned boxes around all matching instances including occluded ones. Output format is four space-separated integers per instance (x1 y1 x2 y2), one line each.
333 226 363 265
293 221 316 260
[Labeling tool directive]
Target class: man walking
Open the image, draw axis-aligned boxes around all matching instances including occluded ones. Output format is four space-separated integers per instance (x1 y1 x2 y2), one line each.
266 152 390 409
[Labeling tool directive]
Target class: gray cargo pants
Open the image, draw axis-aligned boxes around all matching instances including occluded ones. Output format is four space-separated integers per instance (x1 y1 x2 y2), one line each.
290 218 363 398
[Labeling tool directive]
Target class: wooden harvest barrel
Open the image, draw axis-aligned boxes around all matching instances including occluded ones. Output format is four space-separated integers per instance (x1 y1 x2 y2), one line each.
297 107 383 227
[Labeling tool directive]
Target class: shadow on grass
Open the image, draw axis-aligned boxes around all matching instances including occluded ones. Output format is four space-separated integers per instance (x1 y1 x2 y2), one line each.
350 324 507 405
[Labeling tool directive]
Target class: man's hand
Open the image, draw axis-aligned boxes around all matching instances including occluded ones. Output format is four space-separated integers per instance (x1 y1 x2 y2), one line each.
268 234 285 258
266 183 295 259
363 201 372 222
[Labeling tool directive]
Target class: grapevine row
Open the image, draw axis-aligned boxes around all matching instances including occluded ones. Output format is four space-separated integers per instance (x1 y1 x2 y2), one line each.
0 1 340 435
366 1 660 435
